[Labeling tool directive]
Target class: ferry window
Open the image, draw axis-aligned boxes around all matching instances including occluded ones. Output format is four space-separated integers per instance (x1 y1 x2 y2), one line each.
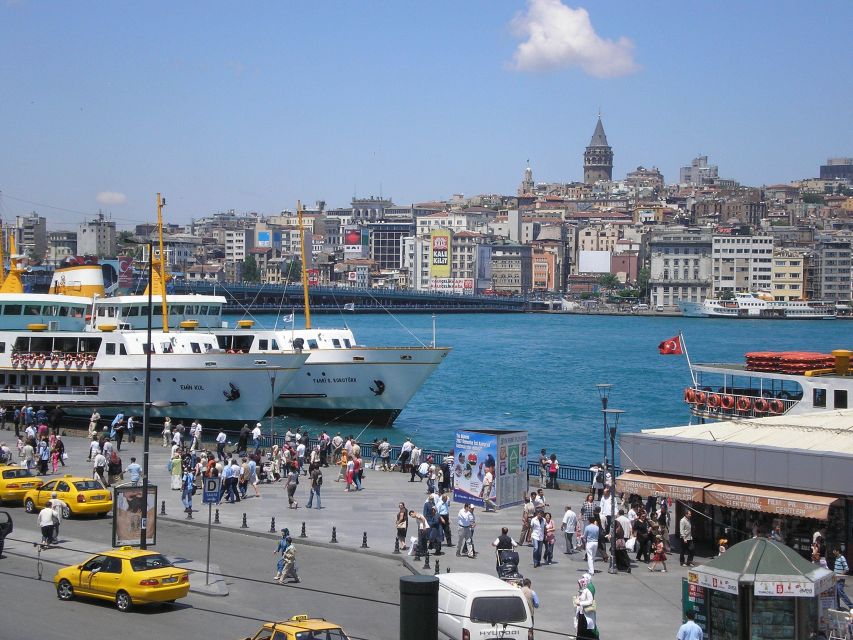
79 338 101 353
58 306 69 316
0 342 4 354
127 306 139 317
162 342 174 353
56 337 77 353
70 376 80 386
343 339 352 348
259 339 269 350
198 306 209 315
32 337 51 352
835 390 848 410
43 305 58 316
140 306 150 317
191 343 201 354
307 339 319 350
97 308 106 317
120 344 127 355
83 376 94 386
186 306 196 315
813 389 827 408
152 306 162 315
143 343 154 354
106 343 116 355
25 305 41 315
3 305 21 316
332 339 341 348
70 306 84 318
171 305 184 314
211 306 221 316
271 340 279 350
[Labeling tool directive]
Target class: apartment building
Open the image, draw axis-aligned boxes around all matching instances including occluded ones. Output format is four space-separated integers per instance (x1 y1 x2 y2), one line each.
649 228 712 308
806 237 852 302
770 248 807 301
490 243 532 294
77 214 116 257
711 235 774 295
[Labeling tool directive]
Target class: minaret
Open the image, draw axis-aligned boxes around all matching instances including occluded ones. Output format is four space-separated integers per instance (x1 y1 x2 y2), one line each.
519 160 534 195
583 116 613 184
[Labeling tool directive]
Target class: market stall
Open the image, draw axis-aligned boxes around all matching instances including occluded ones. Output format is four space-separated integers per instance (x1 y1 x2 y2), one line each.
682 537 835 639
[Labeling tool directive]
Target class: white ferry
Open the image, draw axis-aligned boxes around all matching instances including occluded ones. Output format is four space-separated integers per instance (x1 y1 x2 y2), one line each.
683 349 853 421
677 292 836 319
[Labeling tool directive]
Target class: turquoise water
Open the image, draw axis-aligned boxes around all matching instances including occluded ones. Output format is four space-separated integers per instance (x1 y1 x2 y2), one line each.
234 312 853 466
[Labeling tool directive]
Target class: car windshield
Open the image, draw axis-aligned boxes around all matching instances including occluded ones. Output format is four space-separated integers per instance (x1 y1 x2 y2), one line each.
294 631 350 640
470 596 528 624
2 468 36 479
73 480 103 491
130 554 173 571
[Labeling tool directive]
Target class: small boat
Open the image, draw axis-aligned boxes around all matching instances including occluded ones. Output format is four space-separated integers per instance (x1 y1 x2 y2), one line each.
677 292 836 320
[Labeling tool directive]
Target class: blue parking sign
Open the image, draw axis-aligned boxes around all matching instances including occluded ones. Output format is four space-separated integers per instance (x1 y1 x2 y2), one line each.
202 477 221 504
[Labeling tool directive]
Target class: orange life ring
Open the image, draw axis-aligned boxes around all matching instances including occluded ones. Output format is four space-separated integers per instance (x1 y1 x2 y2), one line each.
695 391 707 405
684 388 696 403
721 395 735 410
754 398 769 413
708 393 721 408
736 396 753 412
769 399 784 414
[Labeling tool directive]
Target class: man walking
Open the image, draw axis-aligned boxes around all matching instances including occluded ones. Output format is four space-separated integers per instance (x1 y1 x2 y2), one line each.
215 429 227 462
251 423 262 453
126 457 142 486
530 511 545 567
280 537 300 584
679 510 695 567
481 468 496 512
456 503 475 557
538 449 548 489
561 505 578 554
676 609 703 640
438 494 452 546
833 548 852 610
583 516 600 576
306 463 322 509
37 504 55 547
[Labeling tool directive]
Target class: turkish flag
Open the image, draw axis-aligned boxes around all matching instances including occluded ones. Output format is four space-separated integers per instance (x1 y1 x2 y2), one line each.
658 335 683 355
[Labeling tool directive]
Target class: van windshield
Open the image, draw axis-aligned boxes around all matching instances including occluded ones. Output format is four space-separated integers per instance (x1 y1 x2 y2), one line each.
470 596 527 624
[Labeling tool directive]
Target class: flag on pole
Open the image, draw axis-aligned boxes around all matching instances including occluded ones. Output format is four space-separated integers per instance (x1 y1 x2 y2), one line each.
658 335 683 355
282 313 294 324
343 303 355 311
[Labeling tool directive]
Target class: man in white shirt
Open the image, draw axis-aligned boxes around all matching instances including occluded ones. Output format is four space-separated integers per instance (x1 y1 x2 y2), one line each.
93 451 107 486
456 504 475 557
49 493 66 543
191 422 203 450
215 430 227 462
37 504 56 546
530 512 545 567
599 487 615 534
561 506 578 554
296 442 306 474
251 423 262 452
481 470 496 512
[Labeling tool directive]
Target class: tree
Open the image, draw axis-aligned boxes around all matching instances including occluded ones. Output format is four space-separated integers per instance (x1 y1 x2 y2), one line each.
636 267 650 298
242 255 260 282
598 273 620 290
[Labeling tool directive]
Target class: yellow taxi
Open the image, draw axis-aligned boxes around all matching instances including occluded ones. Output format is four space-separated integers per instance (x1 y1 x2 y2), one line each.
0 464 43 504
55 546 190 612
23 475 112 517
243 615 351 640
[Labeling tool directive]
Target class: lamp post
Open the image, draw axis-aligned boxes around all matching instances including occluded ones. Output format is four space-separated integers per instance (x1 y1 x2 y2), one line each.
140 241 154 549
268 369 276 444
595 384 612 470
604 408 624 574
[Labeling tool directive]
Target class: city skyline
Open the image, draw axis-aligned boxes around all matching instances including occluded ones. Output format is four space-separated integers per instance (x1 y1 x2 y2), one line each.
1 0 851 226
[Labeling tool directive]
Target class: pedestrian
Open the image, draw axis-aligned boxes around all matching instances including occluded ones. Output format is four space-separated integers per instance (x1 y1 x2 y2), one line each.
306 463 322 509
126 457 142 486
547 454 559 490
561 505 578 554
280 536 300 584
396 502 409 550
336 449 348 483
252 422 262 453
456 503 474 557
520 495 534 545
538 449 548 489
37 504 55 547
530 511 544 568
50 441 60 474
481 467 496 512
676 608 703 640
582 516 599 576
679 509 695 567
286 463 299 509
438 494 452 545
573 573 597 639
352 454 362 491
107 450 123 485
591 464 605 500
88 410 100 440
833 548 853 610
49 492 66 543
181 466 195 513
273 528 290 582
379 438 391 471
410 509 429 556
614 516 632 572
113 418 126 451
247 456 260 498
649 535 668 572
491 526 518 573
543 512 556 565
93 450 107 486
37 437 50 475
520 578 540 624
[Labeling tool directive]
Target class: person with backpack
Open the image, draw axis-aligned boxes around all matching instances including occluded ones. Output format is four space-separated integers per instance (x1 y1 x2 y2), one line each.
307 463 322 509
285 463 299 509
591 464 605 500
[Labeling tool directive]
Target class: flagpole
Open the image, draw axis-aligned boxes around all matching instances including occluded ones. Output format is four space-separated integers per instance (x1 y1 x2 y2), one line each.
679 330 697 386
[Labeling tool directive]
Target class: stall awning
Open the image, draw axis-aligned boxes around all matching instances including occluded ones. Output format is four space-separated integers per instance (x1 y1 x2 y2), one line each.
704 483 840 520
616 472 708 503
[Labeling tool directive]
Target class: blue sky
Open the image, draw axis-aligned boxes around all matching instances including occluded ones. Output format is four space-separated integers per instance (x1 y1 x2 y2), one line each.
1 1 851 227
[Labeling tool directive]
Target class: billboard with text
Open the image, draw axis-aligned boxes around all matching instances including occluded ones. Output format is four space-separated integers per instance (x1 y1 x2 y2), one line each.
429 229 451 278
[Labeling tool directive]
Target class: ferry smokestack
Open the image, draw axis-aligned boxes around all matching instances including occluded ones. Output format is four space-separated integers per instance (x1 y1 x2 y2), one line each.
832 349 852 376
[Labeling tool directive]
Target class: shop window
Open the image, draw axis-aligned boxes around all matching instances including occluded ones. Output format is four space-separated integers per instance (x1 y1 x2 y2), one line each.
834 390 848 410
813 388 827 408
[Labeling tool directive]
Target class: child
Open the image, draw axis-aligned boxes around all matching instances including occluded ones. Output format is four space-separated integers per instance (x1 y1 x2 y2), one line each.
649 535 667 572
50 445 60 474
718 538 728 556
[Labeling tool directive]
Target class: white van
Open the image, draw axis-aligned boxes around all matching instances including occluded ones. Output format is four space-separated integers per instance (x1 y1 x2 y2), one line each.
437 572 533 640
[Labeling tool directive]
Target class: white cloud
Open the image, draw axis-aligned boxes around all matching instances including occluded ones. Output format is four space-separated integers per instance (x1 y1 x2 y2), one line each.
96 191 127 206
510 0 639 77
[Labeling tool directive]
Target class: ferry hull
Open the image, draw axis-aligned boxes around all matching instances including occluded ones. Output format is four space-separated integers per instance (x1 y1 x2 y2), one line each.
276 347 450 426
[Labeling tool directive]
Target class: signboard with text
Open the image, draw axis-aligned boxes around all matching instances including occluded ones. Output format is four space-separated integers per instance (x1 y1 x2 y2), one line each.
681 579 709 634
429 229 452 278
453 429 526 510
687 569 739 595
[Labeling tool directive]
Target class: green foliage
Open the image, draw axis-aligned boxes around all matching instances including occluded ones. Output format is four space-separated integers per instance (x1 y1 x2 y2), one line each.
597 273 620 290
636 267 650 297
242 255 260 282
719 290 735 300
802 194 825 205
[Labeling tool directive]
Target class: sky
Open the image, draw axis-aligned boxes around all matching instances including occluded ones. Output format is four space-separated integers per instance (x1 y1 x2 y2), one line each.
1 0 851 228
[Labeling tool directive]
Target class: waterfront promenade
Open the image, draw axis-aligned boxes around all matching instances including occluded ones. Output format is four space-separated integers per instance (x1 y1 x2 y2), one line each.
0 428 706 638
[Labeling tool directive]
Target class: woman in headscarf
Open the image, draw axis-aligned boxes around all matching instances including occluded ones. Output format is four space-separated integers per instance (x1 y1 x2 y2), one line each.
573 573 598 639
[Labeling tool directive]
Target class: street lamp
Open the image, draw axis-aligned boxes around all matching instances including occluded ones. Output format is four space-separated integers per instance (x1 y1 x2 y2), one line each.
268 369 276 445
595 384 612 470
140 240 154 549
604 408 624 574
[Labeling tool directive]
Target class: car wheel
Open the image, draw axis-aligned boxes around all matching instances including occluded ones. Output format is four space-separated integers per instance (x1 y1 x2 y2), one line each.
115 590 132 612
96 511 107 518
61 504 71 519
24 498 35 513
57 579 74 601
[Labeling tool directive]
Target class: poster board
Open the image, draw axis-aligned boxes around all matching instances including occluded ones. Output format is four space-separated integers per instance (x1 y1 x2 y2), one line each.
112 484 157 547
453 430 526 510
681 579 709 635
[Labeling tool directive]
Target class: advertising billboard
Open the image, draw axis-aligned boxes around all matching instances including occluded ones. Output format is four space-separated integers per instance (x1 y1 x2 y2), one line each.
453 429 527 510
118 256 133 288
475 244 492 291
344 226 368 257
112 484 157 547
429 229 452 278
257 231 271 247
428 278 475 294
307 269 320 286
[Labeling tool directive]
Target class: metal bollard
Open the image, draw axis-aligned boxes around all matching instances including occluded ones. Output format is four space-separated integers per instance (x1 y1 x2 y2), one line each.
434 559 440 575
393 537 401 554
300 522 307 538
241 513 248 528
422 547 431 570
160 500 166 515
446 567 450 573
361 532 369 549
330 526 338 543
214 508 220 524
269 517 276 533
